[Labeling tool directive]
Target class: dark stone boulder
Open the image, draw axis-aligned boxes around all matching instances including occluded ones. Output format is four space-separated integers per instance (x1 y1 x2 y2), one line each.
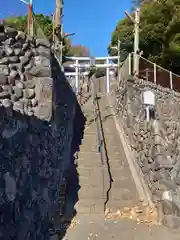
3 85 13 94
13 86 23 99
16 31 26 41
5 46 14 56
8 56 20 64
13 100 24 112
2 99 12 108
28 65 51 77
5 27 18 38
0 65 9 75
20 55 30 66
0 57 8 65
0 91 10 99
36 39 50 48
23 88 35 99
24 80 35 89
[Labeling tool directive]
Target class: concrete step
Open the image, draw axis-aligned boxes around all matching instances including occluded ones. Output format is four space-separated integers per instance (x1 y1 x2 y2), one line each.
104 150 122 158
107 160 128 169
77 152 101 161
109 187 138 201
77 165 105 173
77 167 92 177
75 199 105 214
80 143 120 153
109 167 132 179
111 178 137 190
84 127 111 135
78 170 109 187
103 143 119 149
78 177 105 188
77 164 105 171
78 186 106 199
77 159 102 168
81 135 98 143
82 132 97 137
81 135 97 141
79 144 98 152
103 137 119 145
106 199 135 212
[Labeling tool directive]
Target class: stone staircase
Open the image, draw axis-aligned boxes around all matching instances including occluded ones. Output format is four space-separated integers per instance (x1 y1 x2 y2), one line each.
75 98 109 214
74 93 143 216
98 96 141 213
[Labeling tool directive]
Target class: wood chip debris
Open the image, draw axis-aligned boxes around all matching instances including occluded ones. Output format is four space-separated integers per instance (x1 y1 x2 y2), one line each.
105 205 159 227
68 218 80 229
88 232 99 240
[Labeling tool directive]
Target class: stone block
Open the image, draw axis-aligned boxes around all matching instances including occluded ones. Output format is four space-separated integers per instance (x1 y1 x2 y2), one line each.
5 46 14 56
20 55 30 65
0 65 9 75
162 200 180 216
37 46 51 57
9 63 23 72
16 31 26 41
0 57 9 65
9 56 19 64
154 154 174 169
0 91 10 99
35 103 52 121
2 99 12 108
162 215 180 229
36 39 50 48
29 65 51 77
34 56 50 67
0 73 7 85
13 86 23 99
23 88 35 99
5 27 17 38
35 77 52 103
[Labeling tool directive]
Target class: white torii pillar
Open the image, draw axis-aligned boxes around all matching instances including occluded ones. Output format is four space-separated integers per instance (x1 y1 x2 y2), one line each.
106 58 110 94
75 59 79 93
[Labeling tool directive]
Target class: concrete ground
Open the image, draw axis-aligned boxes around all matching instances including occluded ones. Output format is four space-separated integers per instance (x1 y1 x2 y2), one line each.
64 215 180 240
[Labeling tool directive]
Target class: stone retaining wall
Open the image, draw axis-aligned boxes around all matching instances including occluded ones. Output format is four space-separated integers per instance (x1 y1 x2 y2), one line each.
117 77 180 228
0 26 77 239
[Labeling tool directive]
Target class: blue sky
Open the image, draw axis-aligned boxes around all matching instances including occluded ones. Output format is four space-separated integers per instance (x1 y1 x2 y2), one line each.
1 0 131 56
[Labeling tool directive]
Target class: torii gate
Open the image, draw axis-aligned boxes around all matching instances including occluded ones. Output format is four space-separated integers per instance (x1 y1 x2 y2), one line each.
64 56 119 94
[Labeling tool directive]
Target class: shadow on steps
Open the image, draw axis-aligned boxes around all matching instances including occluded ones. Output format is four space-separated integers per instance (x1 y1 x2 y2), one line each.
58 102 86 239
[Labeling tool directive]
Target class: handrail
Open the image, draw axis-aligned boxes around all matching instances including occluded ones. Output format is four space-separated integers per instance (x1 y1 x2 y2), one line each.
90 76 104 166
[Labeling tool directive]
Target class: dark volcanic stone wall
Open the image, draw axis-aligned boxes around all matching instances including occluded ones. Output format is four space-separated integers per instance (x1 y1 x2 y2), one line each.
0 26 76 239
